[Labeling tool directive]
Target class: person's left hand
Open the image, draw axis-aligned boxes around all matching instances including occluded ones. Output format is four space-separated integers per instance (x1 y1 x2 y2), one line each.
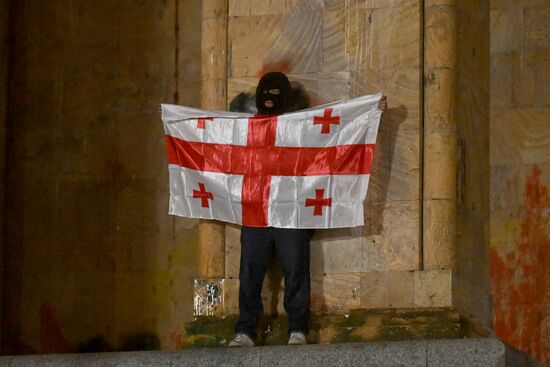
378 95 388 112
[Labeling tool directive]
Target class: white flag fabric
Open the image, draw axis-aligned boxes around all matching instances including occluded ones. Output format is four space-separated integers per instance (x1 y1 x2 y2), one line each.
161 93 382 228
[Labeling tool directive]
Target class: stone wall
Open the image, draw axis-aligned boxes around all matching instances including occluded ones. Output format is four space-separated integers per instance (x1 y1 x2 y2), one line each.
3 0 201 353
489 0 550 364
0 0 9 355
208 0 453 317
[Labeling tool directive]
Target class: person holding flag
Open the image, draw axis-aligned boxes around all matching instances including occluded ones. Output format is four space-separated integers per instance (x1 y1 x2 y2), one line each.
228 72 387 347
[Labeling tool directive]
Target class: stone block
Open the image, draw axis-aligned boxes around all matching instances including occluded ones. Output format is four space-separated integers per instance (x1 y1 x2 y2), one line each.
361 4 420 71
490 7 522 53
228 13 322 77
201 17 228 81
198 220 225 278
322 10 347 72
490 51 515 109
427 339 505 367
363 201 420 272
368 129 420 203
512 50 550 108
424 67 457 131
490 108 550 167
203 0 228 20
360 271 414 308
228 0 323 17
425 5 457 69
201 78 227 110
310 238 363 274
423 129 457 201
414 270 452 307
292 72 351 105
423 199 456 270
524 6 550 51
225 224 241 279
222 277 240 315
311 273 361 312
380 68 420 110
351 66 384 97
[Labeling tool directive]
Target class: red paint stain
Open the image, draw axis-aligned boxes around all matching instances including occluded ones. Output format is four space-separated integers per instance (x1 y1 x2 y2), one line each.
490 165 550 364
170 330 184 350
257 59 293 77
40 303 73 353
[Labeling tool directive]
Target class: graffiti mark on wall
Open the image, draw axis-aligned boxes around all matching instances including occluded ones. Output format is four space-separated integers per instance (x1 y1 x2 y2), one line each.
490 165 550 364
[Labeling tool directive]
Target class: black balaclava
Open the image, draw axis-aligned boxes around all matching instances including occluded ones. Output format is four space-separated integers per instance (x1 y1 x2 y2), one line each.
255 72 293 115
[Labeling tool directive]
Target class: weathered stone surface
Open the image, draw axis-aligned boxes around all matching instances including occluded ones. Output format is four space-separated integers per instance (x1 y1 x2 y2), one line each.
363 201 420 271
423 129 458 201
183 308 460 347
310 238 363 274
368 129 420 203
4 0 204 353
424 67 457 131
414 270 452 307
224 224 241 279
425 5 457 69
173 347 259 366
7 353 99 367
427 339 505 367
490 108 550 167
490 7 522 53
97 351 171 367
524 6 550 50
322 10 347 72
311 273 361 312
259 341 427 367
423 199 456 270
198 220 226 278
229 0 323 17
360 271 415 308
228 13 322 77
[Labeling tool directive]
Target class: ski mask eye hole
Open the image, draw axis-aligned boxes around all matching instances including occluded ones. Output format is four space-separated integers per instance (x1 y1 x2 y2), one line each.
263 88 281 95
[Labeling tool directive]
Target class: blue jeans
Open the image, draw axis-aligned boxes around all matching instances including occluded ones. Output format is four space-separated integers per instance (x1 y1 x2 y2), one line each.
235 226 313 340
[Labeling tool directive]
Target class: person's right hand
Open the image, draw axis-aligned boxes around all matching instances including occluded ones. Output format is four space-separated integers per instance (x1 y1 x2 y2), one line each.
378 96 388 112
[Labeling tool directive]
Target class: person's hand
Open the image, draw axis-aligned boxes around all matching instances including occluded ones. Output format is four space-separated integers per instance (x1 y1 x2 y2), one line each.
378 95 387 112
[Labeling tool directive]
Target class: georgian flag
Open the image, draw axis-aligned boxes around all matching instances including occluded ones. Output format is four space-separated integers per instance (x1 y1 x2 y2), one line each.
161 93 382 228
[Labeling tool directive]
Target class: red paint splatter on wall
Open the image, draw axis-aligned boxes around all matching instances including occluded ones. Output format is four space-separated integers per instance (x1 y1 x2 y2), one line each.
490 165 550 364
40 303 73 353
170 329 184 350
257 59 293 77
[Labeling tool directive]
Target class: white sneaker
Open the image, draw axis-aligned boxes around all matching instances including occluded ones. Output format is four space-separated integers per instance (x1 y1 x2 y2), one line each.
288 331 307 345
228 333 255 347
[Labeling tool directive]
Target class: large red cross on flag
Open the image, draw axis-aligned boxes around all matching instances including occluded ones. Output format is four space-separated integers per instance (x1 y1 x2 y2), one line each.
161 93 382 228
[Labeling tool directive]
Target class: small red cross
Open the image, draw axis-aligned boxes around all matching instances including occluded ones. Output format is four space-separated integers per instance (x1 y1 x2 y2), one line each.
197 117 213 129
305 188 332 216
313 108 340 134
193 182 214 208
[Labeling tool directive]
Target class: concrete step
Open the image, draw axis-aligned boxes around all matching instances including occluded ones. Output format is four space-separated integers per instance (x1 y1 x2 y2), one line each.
0 338 505 367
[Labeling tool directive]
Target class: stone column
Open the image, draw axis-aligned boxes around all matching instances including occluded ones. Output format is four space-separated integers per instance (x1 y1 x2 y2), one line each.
198 0 228 278
423 0 458 270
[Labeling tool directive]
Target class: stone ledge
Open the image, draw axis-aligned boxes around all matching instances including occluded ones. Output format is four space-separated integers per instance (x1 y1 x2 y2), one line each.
184 308 461 347
0 339 505 367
